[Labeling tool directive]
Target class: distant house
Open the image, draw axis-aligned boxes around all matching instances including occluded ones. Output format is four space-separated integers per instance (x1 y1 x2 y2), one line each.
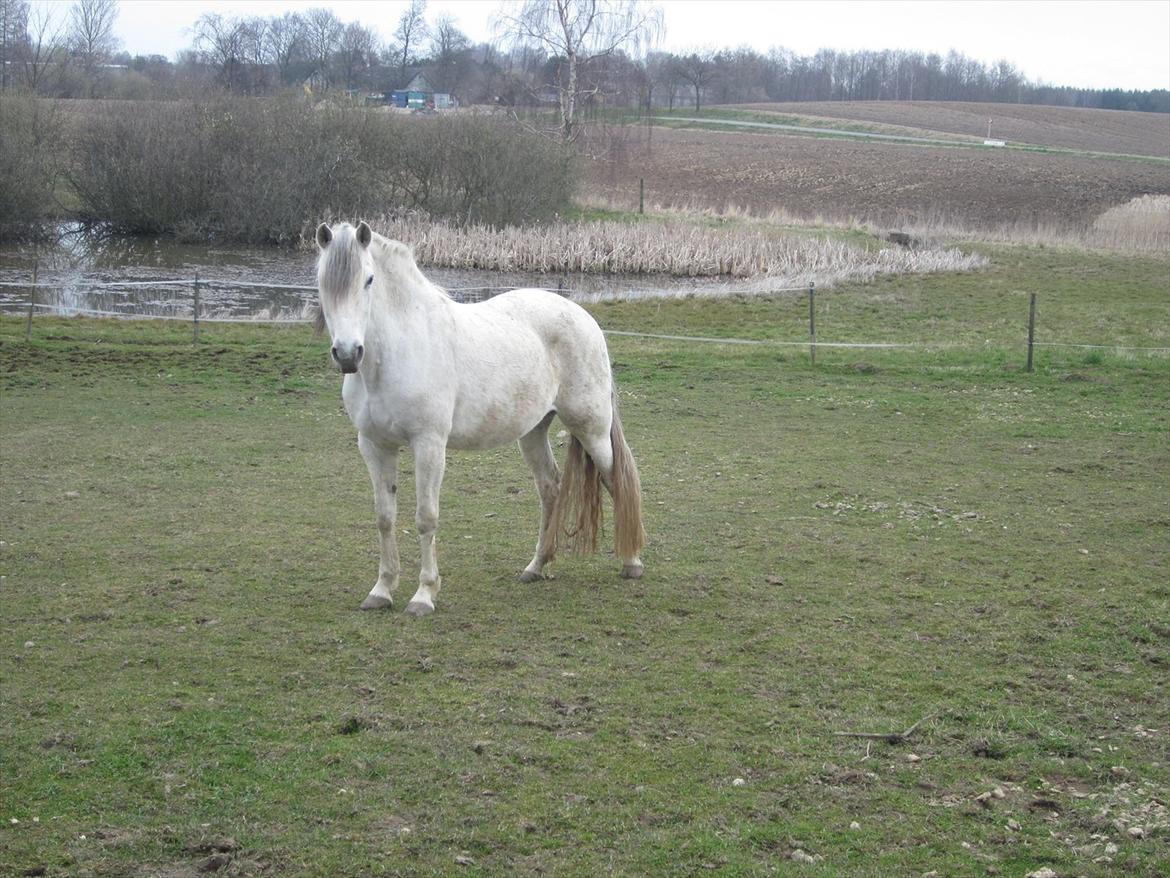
404 72 435 94
385 70 457 110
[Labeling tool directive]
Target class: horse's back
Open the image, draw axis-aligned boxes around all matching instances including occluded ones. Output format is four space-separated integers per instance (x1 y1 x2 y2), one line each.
473 288 601 339
437 289 606 448
477 288 610 380
452 289 612 436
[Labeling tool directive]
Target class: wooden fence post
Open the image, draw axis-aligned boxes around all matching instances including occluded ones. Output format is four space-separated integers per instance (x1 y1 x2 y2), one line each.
193 269 201 342
25 257 37 341
808 282 816 365
1026 292 1036 373
639 177 645 215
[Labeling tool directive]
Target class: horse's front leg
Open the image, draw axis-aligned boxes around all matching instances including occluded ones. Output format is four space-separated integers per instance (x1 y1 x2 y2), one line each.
358 434 400 610
404 435 447 617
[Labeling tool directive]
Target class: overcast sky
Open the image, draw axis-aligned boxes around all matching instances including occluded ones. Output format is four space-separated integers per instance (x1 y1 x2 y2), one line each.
40 0 1170 91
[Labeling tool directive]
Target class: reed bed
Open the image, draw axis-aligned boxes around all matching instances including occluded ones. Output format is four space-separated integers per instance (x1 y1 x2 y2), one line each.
1090 194 1170 254
371 213 987 299
580 193 1170 258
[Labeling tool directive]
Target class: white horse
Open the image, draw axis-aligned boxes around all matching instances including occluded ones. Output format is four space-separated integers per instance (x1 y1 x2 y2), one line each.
314 221 646 616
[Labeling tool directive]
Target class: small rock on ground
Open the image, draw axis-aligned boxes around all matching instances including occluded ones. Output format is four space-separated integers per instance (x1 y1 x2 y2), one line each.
790 849 822 864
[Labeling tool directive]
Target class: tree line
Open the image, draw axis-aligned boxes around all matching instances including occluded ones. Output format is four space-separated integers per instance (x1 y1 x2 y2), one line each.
1 0 1165 114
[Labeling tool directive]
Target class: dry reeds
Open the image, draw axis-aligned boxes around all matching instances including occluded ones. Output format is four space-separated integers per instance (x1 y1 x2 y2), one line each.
1090 195 1170 254
581 192 1170 258
370 212 988 298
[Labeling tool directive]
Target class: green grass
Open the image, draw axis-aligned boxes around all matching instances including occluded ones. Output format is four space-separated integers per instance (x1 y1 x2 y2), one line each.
1 245 1167 876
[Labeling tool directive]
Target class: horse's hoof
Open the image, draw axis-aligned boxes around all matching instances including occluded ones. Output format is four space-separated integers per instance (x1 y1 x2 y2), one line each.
620 563 644 580
518 569 544 583
360 594 393 610
403 601 434 618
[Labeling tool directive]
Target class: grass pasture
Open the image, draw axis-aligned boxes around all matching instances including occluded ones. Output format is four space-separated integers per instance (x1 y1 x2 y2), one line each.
1 246 1168 876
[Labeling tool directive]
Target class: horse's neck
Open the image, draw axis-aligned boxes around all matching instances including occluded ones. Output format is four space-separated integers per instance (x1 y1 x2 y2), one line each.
366 252 450 350
373 238 445 308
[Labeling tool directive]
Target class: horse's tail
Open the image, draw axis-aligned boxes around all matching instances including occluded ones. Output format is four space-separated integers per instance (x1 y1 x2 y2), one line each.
553 392 645 560
554 432 602 557
609 393 646 561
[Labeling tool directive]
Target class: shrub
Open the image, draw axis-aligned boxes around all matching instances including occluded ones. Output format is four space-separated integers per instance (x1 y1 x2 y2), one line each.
0 94 66 240
66 97 576 243
382 115 574 227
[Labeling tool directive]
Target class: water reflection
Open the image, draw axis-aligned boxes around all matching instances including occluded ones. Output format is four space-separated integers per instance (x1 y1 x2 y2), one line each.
1 225 725 319
0 224 321 319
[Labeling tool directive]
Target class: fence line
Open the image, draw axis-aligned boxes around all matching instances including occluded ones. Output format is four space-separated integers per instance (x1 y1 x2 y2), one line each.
0 278 813 297
8 299 1168 354
18 301 306 324
3 273 1168 358
1031 341 1170 352
601 329 914 348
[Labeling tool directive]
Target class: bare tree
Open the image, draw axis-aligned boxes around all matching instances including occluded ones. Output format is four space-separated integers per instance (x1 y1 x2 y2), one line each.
0 0 29 91
192 13 246 89
68 0 118 96
645 50 682 110
393 0 428 87
497 0 662 144
21 1 65 93
265 11 304 87
675 48 716 111
239 17 268 69
429 14 469 95
337 20 376 93
302 7 342 89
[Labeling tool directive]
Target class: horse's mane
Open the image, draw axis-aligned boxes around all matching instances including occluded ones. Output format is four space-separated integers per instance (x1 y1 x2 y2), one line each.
369 232 416 276
313 225 444 334
371 231 450 300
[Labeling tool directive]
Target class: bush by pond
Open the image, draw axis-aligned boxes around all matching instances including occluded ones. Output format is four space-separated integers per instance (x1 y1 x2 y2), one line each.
57 97 575 244
0 94 68 241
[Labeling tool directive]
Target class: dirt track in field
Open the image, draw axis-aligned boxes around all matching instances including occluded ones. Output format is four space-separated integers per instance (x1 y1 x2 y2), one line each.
584 118 1170 228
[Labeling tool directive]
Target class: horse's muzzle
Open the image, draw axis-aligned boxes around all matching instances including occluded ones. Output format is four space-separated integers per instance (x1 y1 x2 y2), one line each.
332 343 364 374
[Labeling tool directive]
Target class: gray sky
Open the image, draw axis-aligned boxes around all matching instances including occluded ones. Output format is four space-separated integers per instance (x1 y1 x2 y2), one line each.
39 0 1170 91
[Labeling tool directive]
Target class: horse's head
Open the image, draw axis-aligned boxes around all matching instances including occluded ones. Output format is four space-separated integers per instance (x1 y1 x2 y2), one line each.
315 220 376 374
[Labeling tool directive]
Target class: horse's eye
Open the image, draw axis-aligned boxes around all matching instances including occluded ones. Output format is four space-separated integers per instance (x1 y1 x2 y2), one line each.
364 275 374 288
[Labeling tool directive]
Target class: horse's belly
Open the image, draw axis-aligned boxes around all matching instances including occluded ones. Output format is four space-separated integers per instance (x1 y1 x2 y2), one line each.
447 398 552 450
447 372 556 450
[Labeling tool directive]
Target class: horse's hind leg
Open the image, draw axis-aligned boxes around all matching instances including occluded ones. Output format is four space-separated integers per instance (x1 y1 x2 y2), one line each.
518 412 560 582
358 434 400 610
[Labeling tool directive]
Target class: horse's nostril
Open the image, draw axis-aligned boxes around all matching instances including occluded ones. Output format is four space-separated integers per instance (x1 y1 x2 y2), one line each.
331 346 339 360
356 345 364 360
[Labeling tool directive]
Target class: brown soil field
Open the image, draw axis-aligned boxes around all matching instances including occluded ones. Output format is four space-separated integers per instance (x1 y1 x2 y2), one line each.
733 101 1170 157
584 118 1170 228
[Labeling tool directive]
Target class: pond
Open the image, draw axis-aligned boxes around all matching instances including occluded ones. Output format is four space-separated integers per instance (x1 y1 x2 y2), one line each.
0 226 729 320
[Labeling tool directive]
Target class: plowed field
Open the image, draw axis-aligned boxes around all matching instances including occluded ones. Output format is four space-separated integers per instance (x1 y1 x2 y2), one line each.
584 103 1170 227
737 101 1170 156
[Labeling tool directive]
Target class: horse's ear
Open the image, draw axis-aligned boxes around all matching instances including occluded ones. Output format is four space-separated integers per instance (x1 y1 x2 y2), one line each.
316 223 332 249
356 221 372 248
